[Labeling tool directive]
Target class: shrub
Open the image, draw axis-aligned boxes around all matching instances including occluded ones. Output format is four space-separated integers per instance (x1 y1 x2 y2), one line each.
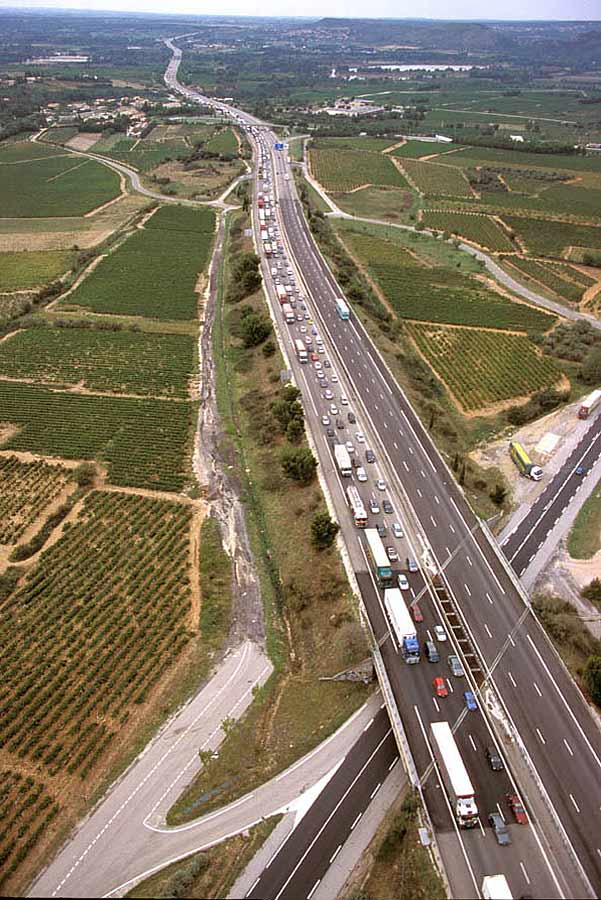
311 511 339 549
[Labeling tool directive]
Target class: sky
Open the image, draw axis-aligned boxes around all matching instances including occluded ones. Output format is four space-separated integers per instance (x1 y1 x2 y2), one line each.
1 0 600 20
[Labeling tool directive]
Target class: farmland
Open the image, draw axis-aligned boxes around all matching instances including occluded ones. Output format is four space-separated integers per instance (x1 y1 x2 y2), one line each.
206 127 239 155
309 147 408 192
63 206 215 320
0 772 59 891
392 140 459 159
421 210 516 252
0 381 194 491
345 232 553 332
0 249 74 291
501 215 601 260
0 326 195 397
399 157 473 197
406 323 560 412
504 256 585 304
0 456 73 544
0 491 193 878
0 148 121 217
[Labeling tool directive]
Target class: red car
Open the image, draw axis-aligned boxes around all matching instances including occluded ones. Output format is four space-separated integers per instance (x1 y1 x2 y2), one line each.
506 793 528 825
410 602 424 623
433 676 449 699
310 352 319 361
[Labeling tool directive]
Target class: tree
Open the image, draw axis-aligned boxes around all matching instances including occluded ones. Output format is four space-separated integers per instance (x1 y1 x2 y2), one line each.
240 310 272 348
311 511 339 549
73 462 97 488
490 484 507 506
581 347 601 385
584 656 601 708
286 417 305 443
581 579 601 606
281 447 317 484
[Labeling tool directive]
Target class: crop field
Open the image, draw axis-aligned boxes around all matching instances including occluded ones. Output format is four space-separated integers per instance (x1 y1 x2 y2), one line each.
447 146 601 174
505 257 584 303
422 210 515 252
548 262 597 288
0 141 63 163
205 128 239 155
0 771 59 890
0 155 121 217
399 158 472 197
391 140 458 159
0 326 195 398
313 136 398 152
0 456 72 544
309 147 408 192
0 381 194 491
63 206 215 320
0 250 74 291
347 232 554 332
406 323 560 411
100 139 189 173
0 490 192 780
501 215 601 259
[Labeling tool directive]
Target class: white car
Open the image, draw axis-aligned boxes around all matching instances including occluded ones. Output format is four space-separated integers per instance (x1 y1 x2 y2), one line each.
356 467 368 482
434 625 448 642
314 361 322 370
300 325 307 333
345 441 355 455
376 479 386 491
324 389 333 400
355 432 366 443
392 522 404 539
318 345 326 353
369 499 380 514
330 404 339 416
340 395 349 406
397 574 410 591
330 374 339 383
321 415 330 426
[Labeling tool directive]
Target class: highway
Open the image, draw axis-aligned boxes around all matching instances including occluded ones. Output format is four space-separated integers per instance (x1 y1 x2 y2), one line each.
167 42 601 899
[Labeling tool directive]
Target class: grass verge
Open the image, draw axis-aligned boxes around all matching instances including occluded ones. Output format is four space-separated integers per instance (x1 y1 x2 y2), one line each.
345 790 445 900
532 594 601 693
568 478 601 559
126 816 281 899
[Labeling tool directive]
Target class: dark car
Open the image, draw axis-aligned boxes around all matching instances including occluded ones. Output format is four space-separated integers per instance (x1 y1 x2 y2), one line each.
486 745 504 771
377 523 387 538
326 428 335 438
323 359 331 368
366 449 376 463
489 812 511 846
424 640 440 663
336 418 345 429
318 378 327 387
347 412 356 424
382 499 393 514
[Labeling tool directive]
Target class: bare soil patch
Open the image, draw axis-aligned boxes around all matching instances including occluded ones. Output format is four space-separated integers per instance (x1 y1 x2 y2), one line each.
66 133 101 152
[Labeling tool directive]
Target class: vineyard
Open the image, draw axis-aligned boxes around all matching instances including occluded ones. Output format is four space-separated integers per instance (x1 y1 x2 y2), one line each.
422 210 515 252
0 141 64 163
392 140 457 159
0 456 72 544
0 250 74 292
406 323 560 411
547 262 596 289
0 490 192 777
346 232 554 332
0 326 195 398
309 147 408 192
0 154 121 218
0 771 59 890
0 381 194 491
63 206 215 320
501 215 601 260
505 256 584 304
399 158 472 197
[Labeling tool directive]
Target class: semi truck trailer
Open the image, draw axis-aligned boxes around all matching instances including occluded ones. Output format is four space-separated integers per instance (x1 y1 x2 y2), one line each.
430 721 478 828
383 588 420 663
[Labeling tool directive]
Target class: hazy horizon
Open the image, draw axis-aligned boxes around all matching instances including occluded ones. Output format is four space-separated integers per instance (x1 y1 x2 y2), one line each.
0 1 600 22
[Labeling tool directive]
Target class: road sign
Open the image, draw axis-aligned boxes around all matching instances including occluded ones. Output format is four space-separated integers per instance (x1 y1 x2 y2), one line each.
274 142 284 150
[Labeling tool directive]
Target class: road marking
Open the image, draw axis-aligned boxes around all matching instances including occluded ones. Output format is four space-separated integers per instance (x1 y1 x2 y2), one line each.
464 583 472 597
478 818 486 837
496 802 505 821
351 812 362 831
393 441 398 449
486 592 493 605
466 555 472 566
329 845 342 864
247 876 261 896
417 488 422 498
508 633 515 647
430 515 437 527
569 794 580 813
432 697 440 713
403 461 409 472
449 523 455 534
409 446 414 454
536 727 546 745
434 494 440 503
421 469 426 478
533 681 542 697
520 862 531 885
484 624 492 638
469 734 477 751
363 716 374 732
564 738 574 756
508 671 517 687
370 782 382 799
388 757 398 771
307 879 321 899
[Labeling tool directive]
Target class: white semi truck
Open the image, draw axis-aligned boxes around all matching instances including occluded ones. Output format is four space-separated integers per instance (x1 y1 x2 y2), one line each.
430 721 478 828
383 588 420 663
334 443 352 477
481 874 512 899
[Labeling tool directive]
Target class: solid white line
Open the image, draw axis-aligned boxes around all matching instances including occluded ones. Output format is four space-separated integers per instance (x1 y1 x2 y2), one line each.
388 757 398 771
246 876 261 897
520 862 531 885
351 812 362 831
363 716 374 732
329 845 342 864
307 878 321 899
370 782 382 800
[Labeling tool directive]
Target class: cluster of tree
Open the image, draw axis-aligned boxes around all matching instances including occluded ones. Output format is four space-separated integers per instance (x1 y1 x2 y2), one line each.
506 386 570 426
228 252 262 304
466 168 508 192
271 384 305 443
280 446 317 485
451 134 582 156
534 321 600 364
239 306 272 348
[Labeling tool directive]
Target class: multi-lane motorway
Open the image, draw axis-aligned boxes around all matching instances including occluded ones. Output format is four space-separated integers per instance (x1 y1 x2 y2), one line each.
166 41 601 900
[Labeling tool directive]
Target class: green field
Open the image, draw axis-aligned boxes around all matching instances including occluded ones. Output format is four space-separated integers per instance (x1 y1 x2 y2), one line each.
0 491 192 781
422 210 516 252
346 232 554 331
446 146 601 173
399 157 472 197
391 140 458 158
0 140 64 162
63 206 215 320
0 381 194 491
407 322 560 411
0 250 74 291
501 215 601 259
309 147 408 192
505 256 584 303
0 326 195 398
313 136 399 152
0 154 121 217
0 455 73 544
98 139 190 173
205 128 239 155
